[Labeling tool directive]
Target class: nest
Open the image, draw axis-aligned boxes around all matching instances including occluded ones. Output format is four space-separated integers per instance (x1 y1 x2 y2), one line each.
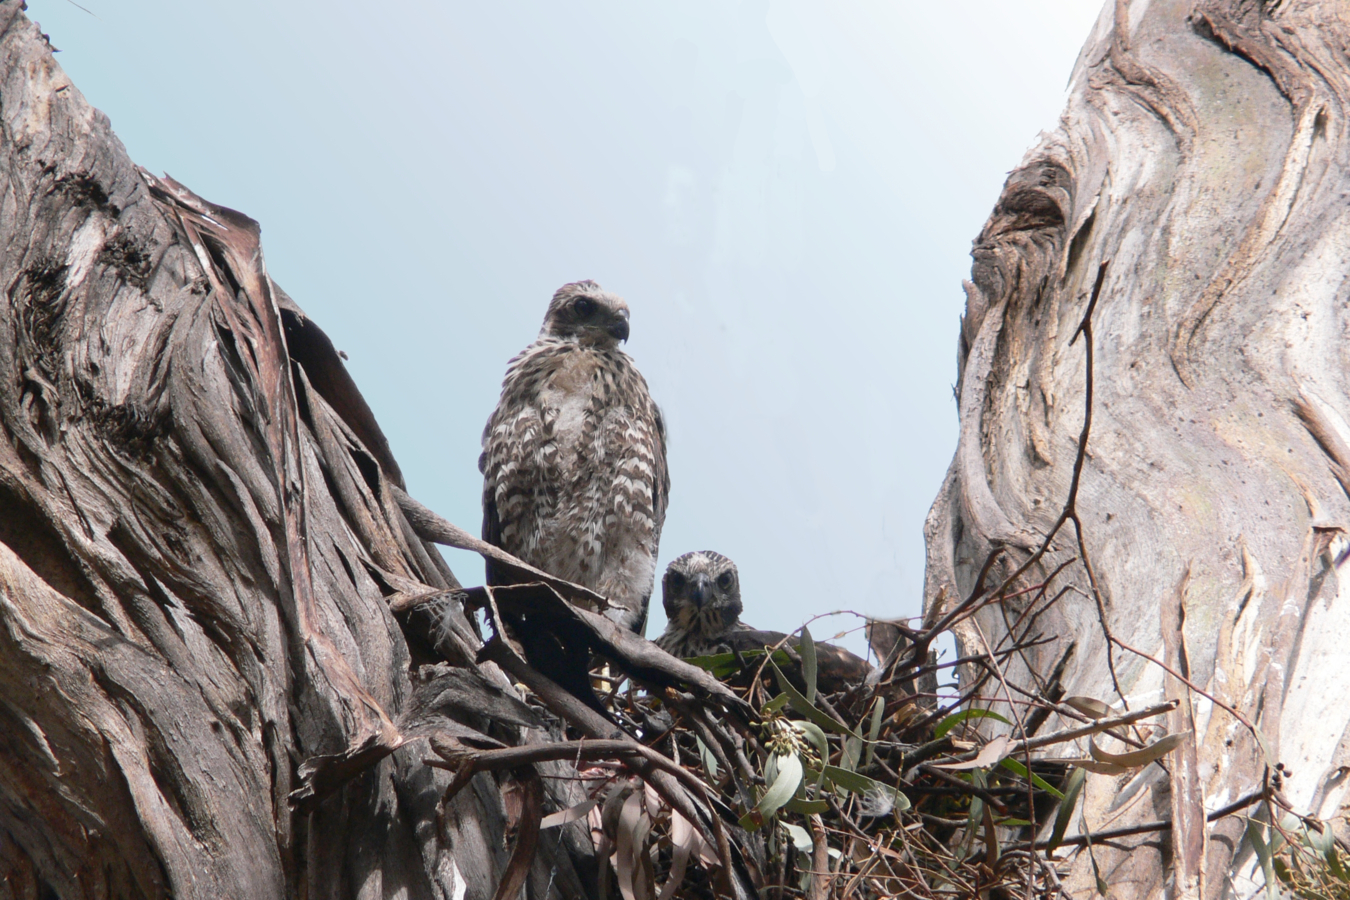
292 263 1303 899
386 265 1198 899
400 562 1198 900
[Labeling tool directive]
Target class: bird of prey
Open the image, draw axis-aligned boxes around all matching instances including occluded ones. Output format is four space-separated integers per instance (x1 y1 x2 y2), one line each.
480 280 670 636
654 551 872 690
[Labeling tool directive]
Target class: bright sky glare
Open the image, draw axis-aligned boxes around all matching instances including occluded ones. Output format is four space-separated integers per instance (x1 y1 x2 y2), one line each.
30 0 1105 655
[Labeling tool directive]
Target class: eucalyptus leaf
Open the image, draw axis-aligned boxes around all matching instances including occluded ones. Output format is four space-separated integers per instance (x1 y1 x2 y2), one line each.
1247 815 1279 900
751 752 803 827
695 735 719 780
864 698 885 768
1276 813 1300 855
800 625 818 704
682 652 741 679
998 757 1065 800
1048 768 1086 854
1088 731 1188 768
841 735 862 772
791 720 830 769
783 797 831 815
1063 696 1112 719
933 707 1013 739
1307 821 1336 855
932 734 1010 770
540 798 597 829
813 765 911 812
1328 847 1349 882
961 785 983 862
1063 757 1130 775
783 822 813 853
770 660 859 738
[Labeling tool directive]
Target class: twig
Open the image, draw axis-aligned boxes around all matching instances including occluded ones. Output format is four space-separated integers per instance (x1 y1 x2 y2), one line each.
916 764 1009 812
1022 788 1267 849
479 638 740 896
490 765 542 900
1012 700 1177 755
809 814 831 900
910 263 1115 698
968 618 1040 894
1107 636 1263 740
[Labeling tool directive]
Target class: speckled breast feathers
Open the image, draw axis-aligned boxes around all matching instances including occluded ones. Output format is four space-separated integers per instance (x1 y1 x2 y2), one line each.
480 281 669 633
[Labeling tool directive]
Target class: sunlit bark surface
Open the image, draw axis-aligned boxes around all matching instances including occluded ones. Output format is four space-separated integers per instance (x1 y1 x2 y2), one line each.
0 4 599 897
925 1 1350 897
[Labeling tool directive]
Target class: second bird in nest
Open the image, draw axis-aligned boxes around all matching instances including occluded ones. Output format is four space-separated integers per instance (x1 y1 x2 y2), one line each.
656 550 872 690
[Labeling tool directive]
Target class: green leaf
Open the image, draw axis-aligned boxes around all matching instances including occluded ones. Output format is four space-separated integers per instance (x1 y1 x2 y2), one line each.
1328 847 1349 883
749 752 803 828
999 757 1065 800
770 660 859 738
1087 837 1109 897
1307 821 1336 856
783 797 831 815
783 822 813 853
997 818 1034 827
961 781 983 862
864 698 884 768
684 647 790 678
841 735 862 772
800 626 818 704
933 707 1013 739
1246 813 1280 900
790 720 830 768
695 735 719 780
762 693 790 715
812 765 910 812
1253 729 1277 768
1048 768 1086 854
682 652 742 678
1275 813 1300 856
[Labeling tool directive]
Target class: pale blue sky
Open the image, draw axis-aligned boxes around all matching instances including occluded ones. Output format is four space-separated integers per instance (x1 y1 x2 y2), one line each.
31 0 1103 654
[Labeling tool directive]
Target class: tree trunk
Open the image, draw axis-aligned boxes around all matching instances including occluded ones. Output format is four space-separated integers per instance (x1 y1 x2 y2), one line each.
925 1 1350 897
0 5 598 898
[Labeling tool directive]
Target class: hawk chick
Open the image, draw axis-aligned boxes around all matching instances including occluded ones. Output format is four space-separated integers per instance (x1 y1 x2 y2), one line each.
655 551 872 689
480 280 669 635
654 551 746 658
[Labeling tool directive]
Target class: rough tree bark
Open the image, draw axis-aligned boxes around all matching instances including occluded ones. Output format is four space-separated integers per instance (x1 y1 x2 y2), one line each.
925 1 1350 898
0 4 602 898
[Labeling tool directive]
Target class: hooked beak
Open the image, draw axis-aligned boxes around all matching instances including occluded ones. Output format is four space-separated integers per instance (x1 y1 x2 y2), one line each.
607 311 630 342
689 574 711 608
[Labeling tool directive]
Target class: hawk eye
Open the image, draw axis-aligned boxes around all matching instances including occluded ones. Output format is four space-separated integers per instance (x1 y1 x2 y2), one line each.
573 297 596 318
716 572 733 590
668 571 686 591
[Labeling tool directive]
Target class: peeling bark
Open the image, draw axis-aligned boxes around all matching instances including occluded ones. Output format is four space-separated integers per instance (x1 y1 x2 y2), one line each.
0 4 591 897
927 1 1350 897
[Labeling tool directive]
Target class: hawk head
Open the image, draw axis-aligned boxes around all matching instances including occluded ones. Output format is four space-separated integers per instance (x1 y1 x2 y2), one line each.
661 551 743 643
541 280 631 347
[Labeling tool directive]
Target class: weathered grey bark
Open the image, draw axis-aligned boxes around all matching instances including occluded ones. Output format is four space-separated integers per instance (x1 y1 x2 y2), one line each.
926 1 1350 898
0 4 597 898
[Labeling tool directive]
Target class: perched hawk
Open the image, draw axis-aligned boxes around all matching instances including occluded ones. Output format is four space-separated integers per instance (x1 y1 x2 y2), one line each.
480 280 670 635
655 551 872 690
